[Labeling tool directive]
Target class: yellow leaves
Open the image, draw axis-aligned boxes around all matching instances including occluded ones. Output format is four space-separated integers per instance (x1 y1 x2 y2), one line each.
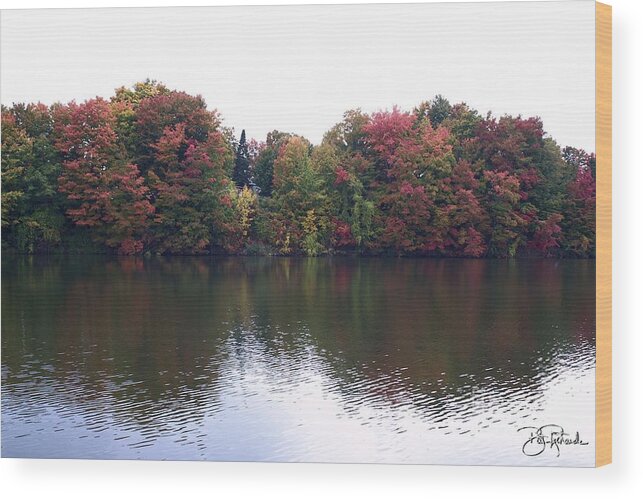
235 185 257 239
2 165 26 184
1 191 24 227
280 232 292 255
302 209 325 256
302 209 317 236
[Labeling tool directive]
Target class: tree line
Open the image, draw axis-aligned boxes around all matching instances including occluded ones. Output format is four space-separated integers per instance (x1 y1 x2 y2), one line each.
1 80 596 257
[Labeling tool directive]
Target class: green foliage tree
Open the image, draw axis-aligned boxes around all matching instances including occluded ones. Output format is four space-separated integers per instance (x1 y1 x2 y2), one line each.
232 129 251 188
559 147 596 256
270 137 330 255
1 103 65 253
252 130 293 196
415 94 453 128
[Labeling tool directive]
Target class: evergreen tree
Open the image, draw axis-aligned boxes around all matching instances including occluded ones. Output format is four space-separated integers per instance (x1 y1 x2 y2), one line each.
233 129 251 188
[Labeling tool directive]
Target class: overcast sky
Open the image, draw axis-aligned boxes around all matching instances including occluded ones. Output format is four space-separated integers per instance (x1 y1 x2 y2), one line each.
1 1 595 150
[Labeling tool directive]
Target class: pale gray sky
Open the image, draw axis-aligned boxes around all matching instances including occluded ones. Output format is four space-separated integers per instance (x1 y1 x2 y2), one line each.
1 1 595 150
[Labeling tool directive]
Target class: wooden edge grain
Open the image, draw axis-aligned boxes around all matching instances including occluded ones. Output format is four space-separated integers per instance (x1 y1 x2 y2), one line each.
596 1 612 468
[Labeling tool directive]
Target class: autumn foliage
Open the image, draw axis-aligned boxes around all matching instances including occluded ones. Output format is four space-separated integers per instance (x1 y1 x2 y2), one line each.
2 85 596 257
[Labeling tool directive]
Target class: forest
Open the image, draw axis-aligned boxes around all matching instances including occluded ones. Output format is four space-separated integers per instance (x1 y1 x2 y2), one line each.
1 80 596 258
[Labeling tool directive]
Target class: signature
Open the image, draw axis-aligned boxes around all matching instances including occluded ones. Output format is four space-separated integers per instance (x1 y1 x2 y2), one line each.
517 424 589 457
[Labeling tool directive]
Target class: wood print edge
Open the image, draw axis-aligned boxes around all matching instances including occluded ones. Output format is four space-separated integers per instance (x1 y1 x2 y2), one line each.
595 0 612 468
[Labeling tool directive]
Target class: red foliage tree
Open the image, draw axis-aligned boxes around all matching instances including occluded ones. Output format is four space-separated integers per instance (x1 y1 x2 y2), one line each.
561 162 596 256
54 98 153 254
529 213 563 255
434 161 488 256
147 123 234 254
363 108 454 254
135 91 219 173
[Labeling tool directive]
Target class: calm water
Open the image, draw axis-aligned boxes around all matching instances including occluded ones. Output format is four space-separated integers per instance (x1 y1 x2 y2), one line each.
1 256 595 466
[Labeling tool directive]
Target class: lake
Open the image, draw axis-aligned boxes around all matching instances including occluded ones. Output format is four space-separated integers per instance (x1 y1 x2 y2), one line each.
1 256 595 466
